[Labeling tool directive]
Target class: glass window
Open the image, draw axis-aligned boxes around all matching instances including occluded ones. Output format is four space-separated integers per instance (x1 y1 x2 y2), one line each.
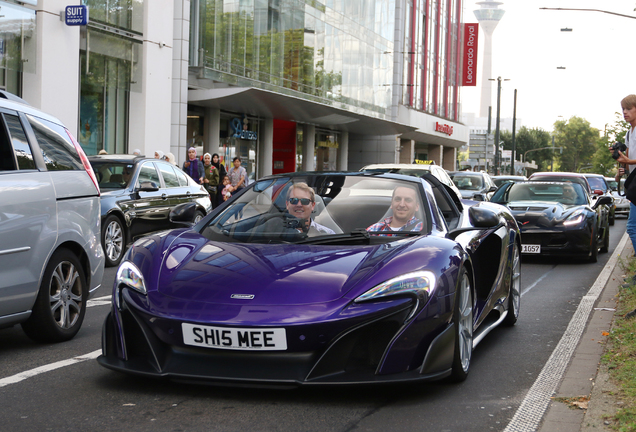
158 162 180 188
175 167 190 187
4 114 34 170
82 0 144 34
27 115 82 171
137 162 160 187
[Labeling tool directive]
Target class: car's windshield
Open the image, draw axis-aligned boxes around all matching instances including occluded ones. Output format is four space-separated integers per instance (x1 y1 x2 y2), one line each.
200 176 431 244
530 176 590 193
585 177 606 191
91 162 134 189
450 173 484 190
607 179 618 190
494 182 587 206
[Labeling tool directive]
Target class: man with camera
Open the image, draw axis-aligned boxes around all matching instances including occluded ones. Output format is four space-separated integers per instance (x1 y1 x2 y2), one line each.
612 95 636 254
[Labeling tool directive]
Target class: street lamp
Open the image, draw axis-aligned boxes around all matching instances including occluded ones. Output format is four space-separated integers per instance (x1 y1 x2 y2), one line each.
488 76 510 175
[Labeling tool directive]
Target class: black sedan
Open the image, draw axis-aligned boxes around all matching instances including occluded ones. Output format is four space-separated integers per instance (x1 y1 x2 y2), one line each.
90 155 212 267
491 181 612 262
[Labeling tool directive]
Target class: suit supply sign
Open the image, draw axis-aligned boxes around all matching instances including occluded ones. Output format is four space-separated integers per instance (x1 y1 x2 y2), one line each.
65 6 88 26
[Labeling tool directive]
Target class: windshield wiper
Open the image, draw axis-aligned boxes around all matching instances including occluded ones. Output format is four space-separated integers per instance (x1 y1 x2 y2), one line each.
295 229 371 245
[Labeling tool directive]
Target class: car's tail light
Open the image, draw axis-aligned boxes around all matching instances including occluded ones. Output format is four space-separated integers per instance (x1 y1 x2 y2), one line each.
66 128 100 196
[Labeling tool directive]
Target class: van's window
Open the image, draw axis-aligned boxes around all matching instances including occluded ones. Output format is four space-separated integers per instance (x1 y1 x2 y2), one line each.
27 115 83 171
4 114 35 170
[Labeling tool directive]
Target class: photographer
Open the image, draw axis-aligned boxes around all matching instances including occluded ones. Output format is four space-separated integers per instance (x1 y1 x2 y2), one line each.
611 94 636 253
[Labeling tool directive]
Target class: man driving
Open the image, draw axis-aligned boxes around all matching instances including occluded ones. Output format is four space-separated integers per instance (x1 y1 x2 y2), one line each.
286 182 335 234
367 186 423 233
561 184 578 205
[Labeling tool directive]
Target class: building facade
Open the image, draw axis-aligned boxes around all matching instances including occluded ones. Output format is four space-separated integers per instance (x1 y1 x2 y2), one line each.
14 0 467 177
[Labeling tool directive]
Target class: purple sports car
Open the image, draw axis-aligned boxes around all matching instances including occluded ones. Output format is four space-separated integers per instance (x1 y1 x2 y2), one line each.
98 172 521 385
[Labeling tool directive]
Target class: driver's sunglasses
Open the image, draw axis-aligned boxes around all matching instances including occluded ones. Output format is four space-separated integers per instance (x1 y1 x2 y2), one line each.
288 197 313 205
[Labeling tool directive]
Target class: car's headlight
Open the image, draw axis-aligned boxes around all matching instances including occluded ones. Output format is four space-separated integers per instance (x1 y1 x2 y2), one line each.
354 271 436 320
116 261 147 296
563 210 585 226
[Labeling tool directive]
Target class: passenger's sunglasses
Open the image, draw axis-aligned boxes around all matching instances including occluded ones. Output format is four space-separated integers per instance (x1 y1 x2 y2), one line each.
288 197 313 205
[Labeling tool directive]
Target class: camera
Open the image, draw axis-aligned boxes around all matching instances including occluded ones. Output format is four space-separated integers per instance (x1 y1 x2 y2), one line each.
611 141 627 160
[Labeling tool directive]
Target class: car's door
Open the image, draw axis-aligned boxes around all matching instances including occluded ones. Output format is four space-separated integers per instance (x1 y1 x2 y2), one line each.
128 161 171 240
0 111 56 322
155 162 194 225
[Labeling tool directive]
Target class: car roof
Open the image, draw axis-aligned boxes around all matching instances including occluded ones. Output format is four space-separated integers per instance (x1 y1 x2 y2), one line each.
530 172 586 178
360 163 435 170
88 155 150 164
0 97 65 126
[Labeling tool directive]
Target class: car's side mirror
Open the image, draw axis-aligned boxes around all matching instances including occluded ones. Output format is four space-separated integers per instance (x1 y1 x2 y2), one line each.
446 205 501 240
488 186 498 193
592 196 613 209
170 202 198 226
137 181 159 192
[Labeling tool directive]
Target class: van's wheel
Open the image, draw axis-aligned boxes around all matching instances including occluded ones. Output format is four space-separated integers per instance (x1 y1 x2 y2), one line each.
103 215 125 267
22 249 87 343
449 267 474 382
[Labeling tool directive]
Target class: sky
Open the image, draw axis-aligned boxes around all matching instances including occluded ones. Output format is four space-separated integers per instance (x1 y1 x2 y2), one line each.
460 0 636 134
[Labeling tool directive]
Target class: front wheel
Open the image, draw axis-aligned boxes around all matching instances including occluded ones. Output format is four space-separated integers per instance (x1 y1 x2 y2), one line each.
22 249 87 343
103 215 125 267
449 267 474 382
503 242 521 326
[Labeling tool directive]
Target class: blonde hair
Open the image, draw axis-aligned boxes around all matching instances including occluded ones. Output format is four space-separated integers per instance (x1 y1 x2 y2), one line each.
621 95 636 110
287 182 315 202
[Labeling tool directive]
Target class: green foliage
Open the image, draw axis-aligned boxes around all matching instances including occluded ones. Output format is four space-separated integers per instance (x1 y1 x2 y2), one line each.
591 113 632 177
500 127 552 172
553 117 600 173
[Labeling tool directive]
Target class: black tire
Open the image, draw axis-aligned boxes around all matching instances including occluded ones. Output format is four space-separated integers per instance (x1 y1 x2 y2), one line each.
102 215 125 267
600 224 610 254
22 249 87 343
503 242 521 326
449 267 474 382
589 230 598 263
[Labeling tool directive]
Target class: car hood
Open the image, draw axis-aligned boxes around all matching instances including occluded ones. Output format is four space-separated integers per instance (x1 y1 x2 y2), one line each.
150 232 431 306
507 200 585 227
459 189 482 198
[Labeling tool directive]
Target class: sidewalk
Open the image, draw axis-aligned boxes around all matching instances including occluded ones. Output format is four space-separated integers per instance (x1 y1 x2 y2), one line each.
537 236 632 432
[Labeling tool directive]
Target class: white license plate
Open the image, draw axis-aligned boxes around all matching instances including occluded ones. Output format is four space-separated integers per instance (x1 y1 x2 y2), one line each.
522 244 541 254
182 323 287 351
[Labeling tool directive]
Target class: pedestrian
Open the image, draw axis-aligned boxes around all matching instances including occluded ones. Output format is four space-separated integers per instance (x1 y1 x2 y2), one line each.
614 96 636 249
183 147 204 184
202 152 219 205
132 149 141 156
227 156 247 195
98 149 108 155
221 176 233 202
165 152 177 166
154 150 164 160
212 153 227 206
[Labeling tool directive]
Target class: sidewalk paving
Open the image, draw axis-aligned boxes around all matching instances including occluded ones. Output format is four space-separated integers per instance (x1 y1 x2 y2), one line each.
537 237 632 432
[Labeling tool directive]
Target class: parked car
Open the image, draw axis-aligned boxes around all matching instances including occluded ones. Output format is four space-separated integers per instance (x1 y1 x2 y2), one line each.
448 171 498 201
89 155 213 267
491 181 612 262
606 176 630 217
583 173 615 225
98 171 521 385
360 162 462 200
492 175 528 188
0 92 105 342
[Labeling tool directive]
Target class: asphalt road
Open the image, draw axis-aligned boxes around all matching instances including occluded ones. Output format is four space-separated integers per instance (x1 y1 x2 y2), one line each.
0 218 628 432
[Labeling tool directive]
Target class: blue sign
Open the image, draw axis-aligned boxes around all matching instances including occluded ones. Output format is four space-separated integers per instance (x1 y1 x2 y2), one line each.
231 117 257 140
65 5 88 26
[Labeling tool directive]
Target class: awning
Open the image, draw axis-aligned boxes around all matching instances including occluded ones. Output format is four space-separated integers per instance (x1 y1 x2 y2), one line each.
188 87 416 136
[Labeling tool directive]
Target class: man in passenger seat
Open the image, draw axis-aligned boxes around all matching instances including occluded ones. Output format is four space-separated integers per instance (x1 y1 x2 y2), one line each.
366 186 423 234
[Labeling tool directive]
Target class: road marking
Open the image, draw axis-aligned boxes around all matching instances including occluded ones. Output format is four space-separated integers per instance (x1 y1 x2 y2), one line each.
0 295 111 388
0 350 101 388
504 232 628 432
521 267 555 297
87 295 111 307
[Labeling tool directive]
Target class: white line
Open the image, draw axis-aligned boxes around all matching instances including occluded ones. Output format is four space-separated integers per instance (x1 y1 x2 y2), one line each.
521 269 554 297
0 349 101 388
87 295 111 308
504 232 629 432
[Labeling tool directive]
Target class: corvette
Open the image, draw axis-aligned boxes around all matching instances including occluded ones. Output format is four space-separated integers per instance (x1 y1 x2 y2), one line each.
98 172 521 386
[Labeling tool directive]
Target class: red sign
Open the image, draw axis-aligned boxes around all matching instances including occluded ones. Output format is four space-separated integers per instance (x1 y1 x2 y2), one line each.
462 23 479 86
435 122 454 136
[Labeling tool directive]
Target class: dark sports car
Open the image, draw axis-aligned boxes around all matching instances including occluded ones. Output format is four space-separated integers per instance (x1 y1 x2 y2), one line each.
491 181 612 262
98 172 521 386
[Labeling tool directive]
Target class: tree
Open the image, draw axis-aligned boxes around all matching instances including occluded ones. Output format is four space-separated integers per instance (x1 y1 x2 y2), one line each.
500 126 552 173
553 117 599 172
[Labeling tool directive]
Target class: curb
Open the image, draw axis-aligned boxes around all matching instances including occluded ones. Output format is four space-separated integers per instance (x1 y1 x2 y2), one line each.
536 233 632 432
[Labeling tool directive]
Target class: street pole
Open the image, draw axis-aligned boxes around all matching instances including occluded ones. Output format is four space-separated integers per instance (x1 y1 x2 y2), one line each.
511 89 517 175
487 106 492 173
495 77 501 175
550 136 555 171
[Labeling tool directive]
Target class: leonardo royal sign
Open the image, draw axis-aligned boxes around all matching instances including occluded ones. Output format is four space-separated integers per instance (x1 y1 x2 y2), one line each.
462 23 478 86
435 122 454 136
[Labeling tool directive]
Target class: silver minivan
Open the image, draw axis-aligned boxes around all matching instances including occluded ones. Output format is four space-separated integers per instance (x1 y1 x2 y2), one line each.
0 93 105 342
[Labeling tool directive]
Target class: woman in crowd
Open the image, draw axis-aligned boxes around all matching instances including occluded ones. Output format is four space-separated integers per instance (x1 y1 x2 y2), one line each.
183 147 203 184
202 153 219 205
212 153 226 207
